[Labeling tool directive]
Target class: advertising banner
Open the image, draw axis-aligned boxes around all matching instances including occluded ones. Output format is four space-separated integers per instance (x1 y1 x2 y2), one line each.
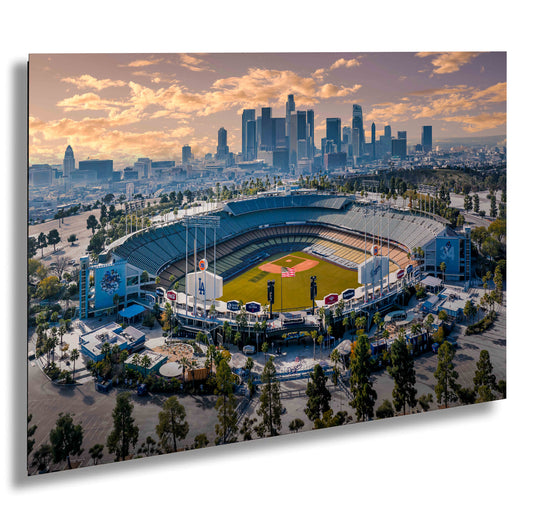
436 237 460 275
324 293 339 305
226 300 240 312
93 261 126 310
342 288 355 300
245 301 261 313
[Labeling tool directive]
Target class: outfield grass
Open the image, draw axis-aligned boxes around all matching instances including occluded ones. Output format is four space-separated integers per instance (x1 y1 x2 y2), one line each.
220 251 361 311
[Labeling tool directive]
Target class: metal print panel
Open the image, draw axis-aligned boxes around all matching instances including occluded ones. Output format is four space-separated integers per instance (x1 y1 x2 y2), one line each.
27 52 506 475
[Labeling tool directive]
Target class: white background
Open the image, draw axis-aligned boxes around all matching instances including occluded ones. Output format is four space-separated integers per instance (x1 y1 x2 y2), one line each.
1 2 531 514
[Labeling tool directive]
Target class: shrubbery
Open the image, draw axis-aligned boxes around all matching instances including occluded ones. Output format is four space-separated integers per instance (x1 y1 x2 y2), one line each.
465 311 496 335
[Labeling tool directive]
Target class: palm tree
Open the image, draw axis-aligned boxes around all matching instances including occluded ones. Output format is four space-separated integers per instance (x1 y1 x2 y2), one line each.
330 348 341 385
70 349 80 382
440 261 447 283
310 330 318 360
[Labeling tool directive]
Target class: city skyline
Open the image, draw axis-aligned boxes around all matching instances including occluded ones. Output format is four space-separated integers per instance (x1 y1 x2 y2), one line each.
29 52 506 169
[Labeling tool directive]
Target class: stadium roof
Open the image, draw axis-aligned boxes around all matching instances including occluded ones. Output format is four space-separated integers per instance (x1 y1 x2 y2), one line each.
224 194 352 216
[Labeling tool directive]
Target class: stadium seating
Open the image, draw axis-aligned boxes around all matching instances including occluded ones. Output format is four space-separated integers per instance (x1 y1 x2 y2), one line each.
111 194 441 282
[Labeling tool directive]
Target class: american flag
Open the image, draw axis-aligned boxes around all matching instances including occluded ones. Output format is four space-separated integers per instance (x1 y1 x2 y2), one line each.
281 267 295 278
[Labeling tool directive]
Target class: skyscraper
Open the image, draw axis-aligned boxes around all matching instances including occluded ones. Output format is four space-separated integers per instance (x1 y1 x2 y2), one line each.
78 159 113 181
352 104 365 156
242 109 255 158
306 110 315 158
246 120 257 160
296 111 307 159
63 145 75 180
260 107 273 150
182 145 192 163
371 122 376 160
326 118 341 153
421 125 433 152
216 127 229 159
286 94 296 165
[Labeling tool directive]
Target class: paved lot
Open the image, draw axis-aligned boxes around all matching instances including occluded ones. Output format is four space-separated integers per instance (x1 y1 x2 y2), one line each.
27 293 506 474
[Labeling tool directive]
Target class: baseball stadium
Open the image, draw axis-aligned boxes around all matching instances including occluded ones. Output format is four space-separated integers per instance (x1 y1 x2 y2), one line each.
80 191 471 338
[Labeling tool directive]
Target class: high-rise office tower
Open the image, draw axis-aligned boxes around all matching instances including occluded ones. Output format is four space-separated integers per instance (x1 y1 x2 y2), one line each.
273 117 286 149
398 131 407 140
216 127 229 159
78 159 113 181
421 125 432 152
63 145 75 180
296 111 307 159
383 125 392 154
352 104 365 156
182 145 192 163
371 122 376 160
306 110 314 158
246 120 257 160
286 94 296 164
326 118 341 153
289 113 298 165
242 109 255 158
134 158 151 179
260 107 273 150
352 128 360 158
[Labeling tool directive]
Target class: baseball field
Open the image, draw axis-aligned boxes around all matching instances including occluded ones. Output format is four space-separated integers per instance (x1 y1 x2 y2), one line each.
220 251 361 312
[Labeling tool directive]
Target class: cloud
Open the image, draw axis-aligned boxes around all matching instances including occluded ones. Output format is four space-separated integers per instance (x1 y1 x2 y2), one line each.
330 57 361 70
442 112 506 132
56 92 130 112
179 54 214 72
61 74 126 91
29 115 194 166
416 52 480 75
121 57 164 68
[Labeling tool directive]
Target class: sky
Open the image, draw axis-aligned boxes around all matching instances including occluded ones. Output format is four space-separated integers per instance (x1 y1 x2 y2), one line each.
28 52 506 169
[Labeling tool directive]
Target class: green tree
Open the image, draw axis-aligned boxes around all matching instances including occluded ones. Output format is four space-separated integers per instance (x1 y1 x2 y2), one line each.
256 357 283 437
304 364 331 423
434 341 459 408
388 335 417 415
32 443 53 473
214 360 239 445
37 276 61 299
70 348 80 382
330 348 341 386
89 443 104 465
86 214 98 234
349 335 377 422
375 399 395 419
156 396 189 453
49 412 84 469
193 433 210 449
107 392 139 461
28 236 38 258
417 393 434 412
47 229 61 252
37 232 48 257
288 418 304 433
473 350 497 402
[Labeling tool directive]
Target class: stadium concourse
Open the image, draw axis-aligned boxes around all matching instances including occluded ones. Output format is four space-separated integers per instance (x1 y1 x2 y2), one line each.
82 191 470 338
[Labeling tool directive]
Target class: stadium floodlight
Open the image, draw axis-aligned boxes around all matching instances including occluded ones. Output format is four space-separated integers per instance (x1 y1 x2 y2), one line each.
310 275 317 315
267 280 275 319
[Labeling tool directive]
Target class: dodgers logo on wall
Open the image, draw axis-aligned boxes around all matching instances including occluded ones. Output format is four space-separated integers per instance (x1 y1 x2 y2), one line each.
100 269 121 294
198 277 206 296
